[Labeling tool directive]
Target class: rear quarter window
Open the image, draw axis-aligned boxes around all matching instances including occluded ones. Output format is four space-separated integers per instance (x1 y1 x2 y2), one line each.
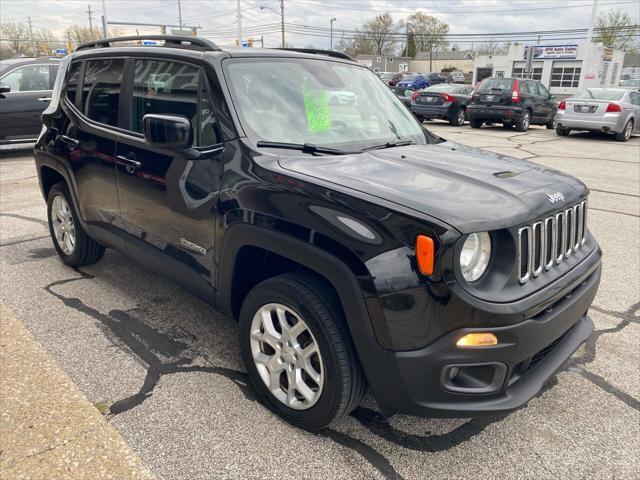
82 59 124 127
66 62 82 105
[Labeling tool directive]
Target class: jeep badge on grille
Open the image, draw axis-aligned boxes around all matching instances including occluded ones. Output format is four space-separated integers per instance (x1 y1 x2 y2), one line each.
546 192 565 204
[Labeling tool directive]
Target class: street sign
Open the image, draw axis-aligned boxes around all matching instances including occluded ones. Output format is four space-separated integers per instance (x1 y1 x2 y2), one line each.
399 63 408 72
142 41 157 46
53 48 67 55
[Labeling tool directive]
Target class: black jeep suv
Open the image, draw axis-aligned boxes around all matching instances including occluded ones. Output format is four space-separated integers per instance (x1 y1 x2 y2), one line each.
467 77 557 131
35 36 601 431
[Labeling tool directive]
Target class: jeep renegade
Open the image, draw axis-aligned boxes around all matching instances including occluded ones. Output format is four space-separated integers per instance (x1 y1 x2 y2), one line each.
35 36 601 431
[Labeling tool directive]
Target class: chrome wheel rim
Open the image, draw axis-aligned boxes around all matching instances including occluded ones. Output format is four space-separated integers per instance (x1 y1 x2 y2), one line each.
458 109 465 124
250 303 324 410
51 195 75 255
523 112 530 129
624 121 632 140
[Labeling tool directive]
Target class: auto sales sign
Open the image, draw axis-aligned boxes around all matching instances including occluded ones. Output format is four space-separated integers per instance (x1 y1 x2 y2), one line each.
524 45 578 60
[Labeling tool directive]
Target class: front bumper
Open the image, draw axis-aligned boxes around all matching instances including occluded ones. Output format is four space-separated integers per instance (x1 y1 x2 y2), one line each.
555 111 626 133
365 255 601 418
467 105 523 123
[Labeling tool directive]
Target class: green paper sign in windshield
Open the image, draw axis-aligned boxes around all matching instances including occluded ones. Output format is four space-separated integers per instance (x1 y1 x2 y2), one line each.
303 89 331 132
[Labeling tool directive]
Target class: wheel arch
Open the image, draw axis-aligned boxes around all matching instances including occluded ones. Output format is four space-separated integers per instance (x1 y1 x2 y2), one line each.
216 223 377 342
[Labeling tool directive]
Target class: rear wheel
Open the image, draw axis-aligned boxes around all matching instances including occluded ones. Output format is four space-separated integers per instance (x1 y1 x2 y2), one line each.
239 272 365 431
556 125 570 136
470 118 482 128
615 119 633 142
515 110 531 132
47 182 105 267
450 108 466 126
546 119 555 129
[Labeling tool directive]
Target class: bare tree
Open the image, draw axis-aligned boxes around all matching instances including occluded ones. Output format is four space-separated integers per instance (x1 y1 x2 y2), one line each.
476 40 506 56
65 25 103 46
405 13 449 54
0 22 33 57
362 13 398 55
35 28 60 56
594 9 638 51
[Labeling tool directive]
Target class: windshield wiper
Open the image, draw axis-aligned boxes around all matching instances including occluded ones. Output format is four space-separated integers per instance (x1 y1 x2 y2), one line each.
256 141 351 155
360 140 414 152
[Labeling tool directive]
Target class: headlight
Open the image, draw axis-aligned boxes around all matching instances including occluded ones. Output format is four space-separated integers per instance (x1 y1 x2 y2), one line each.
460 232 491 282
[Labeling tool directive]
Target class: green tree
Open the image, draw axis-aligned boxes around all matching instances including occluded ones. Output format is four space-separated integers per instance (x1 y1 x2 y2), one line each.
402 33 416 57
594 10 638 51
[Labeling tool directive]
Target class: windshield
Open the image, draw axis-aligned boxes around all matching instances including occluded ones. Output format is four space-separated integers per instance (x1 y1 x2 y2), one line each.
621 79 640 87
477 78 513 92
425 84 462 92
225 58 429 150
573 89 625 100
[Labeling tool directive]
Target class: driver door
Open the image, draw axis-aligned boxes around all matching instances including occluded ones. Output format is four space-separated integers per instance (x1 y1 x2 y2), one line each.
114 58 224 288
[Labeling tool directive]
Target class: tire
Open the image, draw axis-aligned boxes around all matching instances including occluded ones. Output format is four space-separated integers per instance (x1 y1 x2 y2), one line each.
239 272 365 431
415 114 425 122
450 108 465 126
546 119 555 129
615 119 633 142
470 118 482 128
515 110 531 132
47 182 105 267
555 125 570 136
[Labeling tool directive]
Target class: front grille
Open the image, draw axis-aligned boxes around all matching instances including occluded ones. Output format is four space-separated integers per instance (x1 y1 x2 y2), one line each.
518 200 587 284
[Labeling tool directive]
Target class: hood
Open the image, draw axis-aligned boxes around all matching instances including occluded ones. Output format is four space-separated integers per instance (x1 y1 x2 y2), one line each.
277 142 587 233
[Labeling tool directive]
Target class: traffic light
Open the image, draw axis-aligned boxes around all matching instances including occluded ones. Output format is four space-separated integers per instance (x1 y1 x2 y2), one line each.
248 37 253 47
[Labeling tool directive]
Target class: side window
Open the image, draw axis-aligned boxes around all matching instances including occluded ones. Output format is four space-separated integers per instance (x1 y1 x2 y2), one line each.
630 92 640 106
66 62 82 105
536 82 550 98
0 64 51 92
131 59 220 147
82 59 124 127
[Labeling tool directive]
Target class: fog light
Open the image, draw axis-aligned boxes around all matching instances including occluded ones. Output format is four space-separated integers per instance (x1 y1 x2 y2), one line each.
456 333 498 348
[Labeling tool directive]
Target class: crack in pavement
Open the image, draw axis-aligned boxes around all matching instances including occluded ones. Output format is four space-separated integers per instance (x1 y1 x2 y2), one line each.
0 235 49 247
562 302 640 411
41 270 523 480
0 212 47 226
588 206 639 218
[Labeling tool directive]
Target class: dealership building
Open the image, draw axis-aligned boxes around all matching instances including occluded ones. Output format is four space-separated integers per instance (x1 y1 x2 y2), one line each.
473 42 625 97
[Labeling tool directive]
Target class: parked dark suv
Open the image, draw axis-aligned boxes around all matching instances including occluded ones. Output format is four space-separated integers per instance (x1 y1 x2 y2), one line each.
0 56 60 143
35 36 601 431
467 77 557 131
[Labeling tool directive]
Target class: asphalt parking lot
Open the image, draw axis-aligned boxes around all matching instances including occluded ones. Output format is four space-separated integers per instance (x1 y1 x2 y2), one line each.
1 125 638 479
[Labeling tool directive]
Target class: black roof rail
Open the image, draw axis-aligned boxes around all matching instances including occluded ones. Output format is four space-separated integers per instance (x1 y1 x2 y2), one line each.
276 48 353 61
76 35 221 52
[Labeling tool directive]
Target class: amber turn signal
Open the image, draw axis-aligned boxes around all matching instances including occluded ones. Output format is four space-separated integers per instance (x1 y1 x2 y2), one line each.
416 235 435 275
456 333 498 348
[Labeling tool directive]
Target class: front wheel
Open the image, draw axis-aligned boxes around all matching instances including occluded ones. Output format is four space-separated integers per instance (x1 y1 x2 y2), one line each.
615 119 633 142
450 108 466 126
47 182 105 267
515 110 531 132
239 273 365 431
470 118 482 128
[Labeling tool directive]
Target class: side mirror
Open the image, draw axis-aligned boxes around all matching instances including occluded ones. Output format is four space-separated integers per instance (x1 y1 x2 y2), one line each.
0 83 10 94
143 114 192 150
550 95 556 101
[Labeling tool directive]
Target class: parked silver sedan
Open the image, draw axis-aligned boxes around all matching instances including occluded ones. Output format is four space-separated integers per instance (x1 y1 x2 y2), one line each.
555 88 640 142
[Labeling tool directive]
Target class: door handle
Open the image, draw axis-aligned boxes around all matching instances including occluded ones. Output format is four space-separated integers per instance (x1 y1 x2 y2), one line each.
37 97 51 102
60 135 80 146
116 155 142 169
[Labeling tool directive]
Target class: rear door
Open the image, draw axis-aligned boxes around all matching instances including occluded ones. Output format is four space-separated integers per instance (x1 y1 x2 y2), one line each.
114 57 224 284
0 63 53 139
473 78 514 106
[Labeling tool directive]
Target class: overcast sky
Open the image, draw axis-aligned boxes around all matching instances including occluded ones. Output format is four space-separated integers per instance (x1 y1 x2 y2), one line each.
1 0 639 50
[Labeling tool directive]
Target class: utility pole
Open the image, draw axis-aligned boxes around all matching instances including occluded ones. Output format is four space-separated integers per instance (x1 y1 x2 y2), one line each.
330 17 336 51
101 0 108 38
280 0 285 48
178 0 183 29
237 0 242 47
586 0 599 44
87 4 94 29
27 16 35 57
